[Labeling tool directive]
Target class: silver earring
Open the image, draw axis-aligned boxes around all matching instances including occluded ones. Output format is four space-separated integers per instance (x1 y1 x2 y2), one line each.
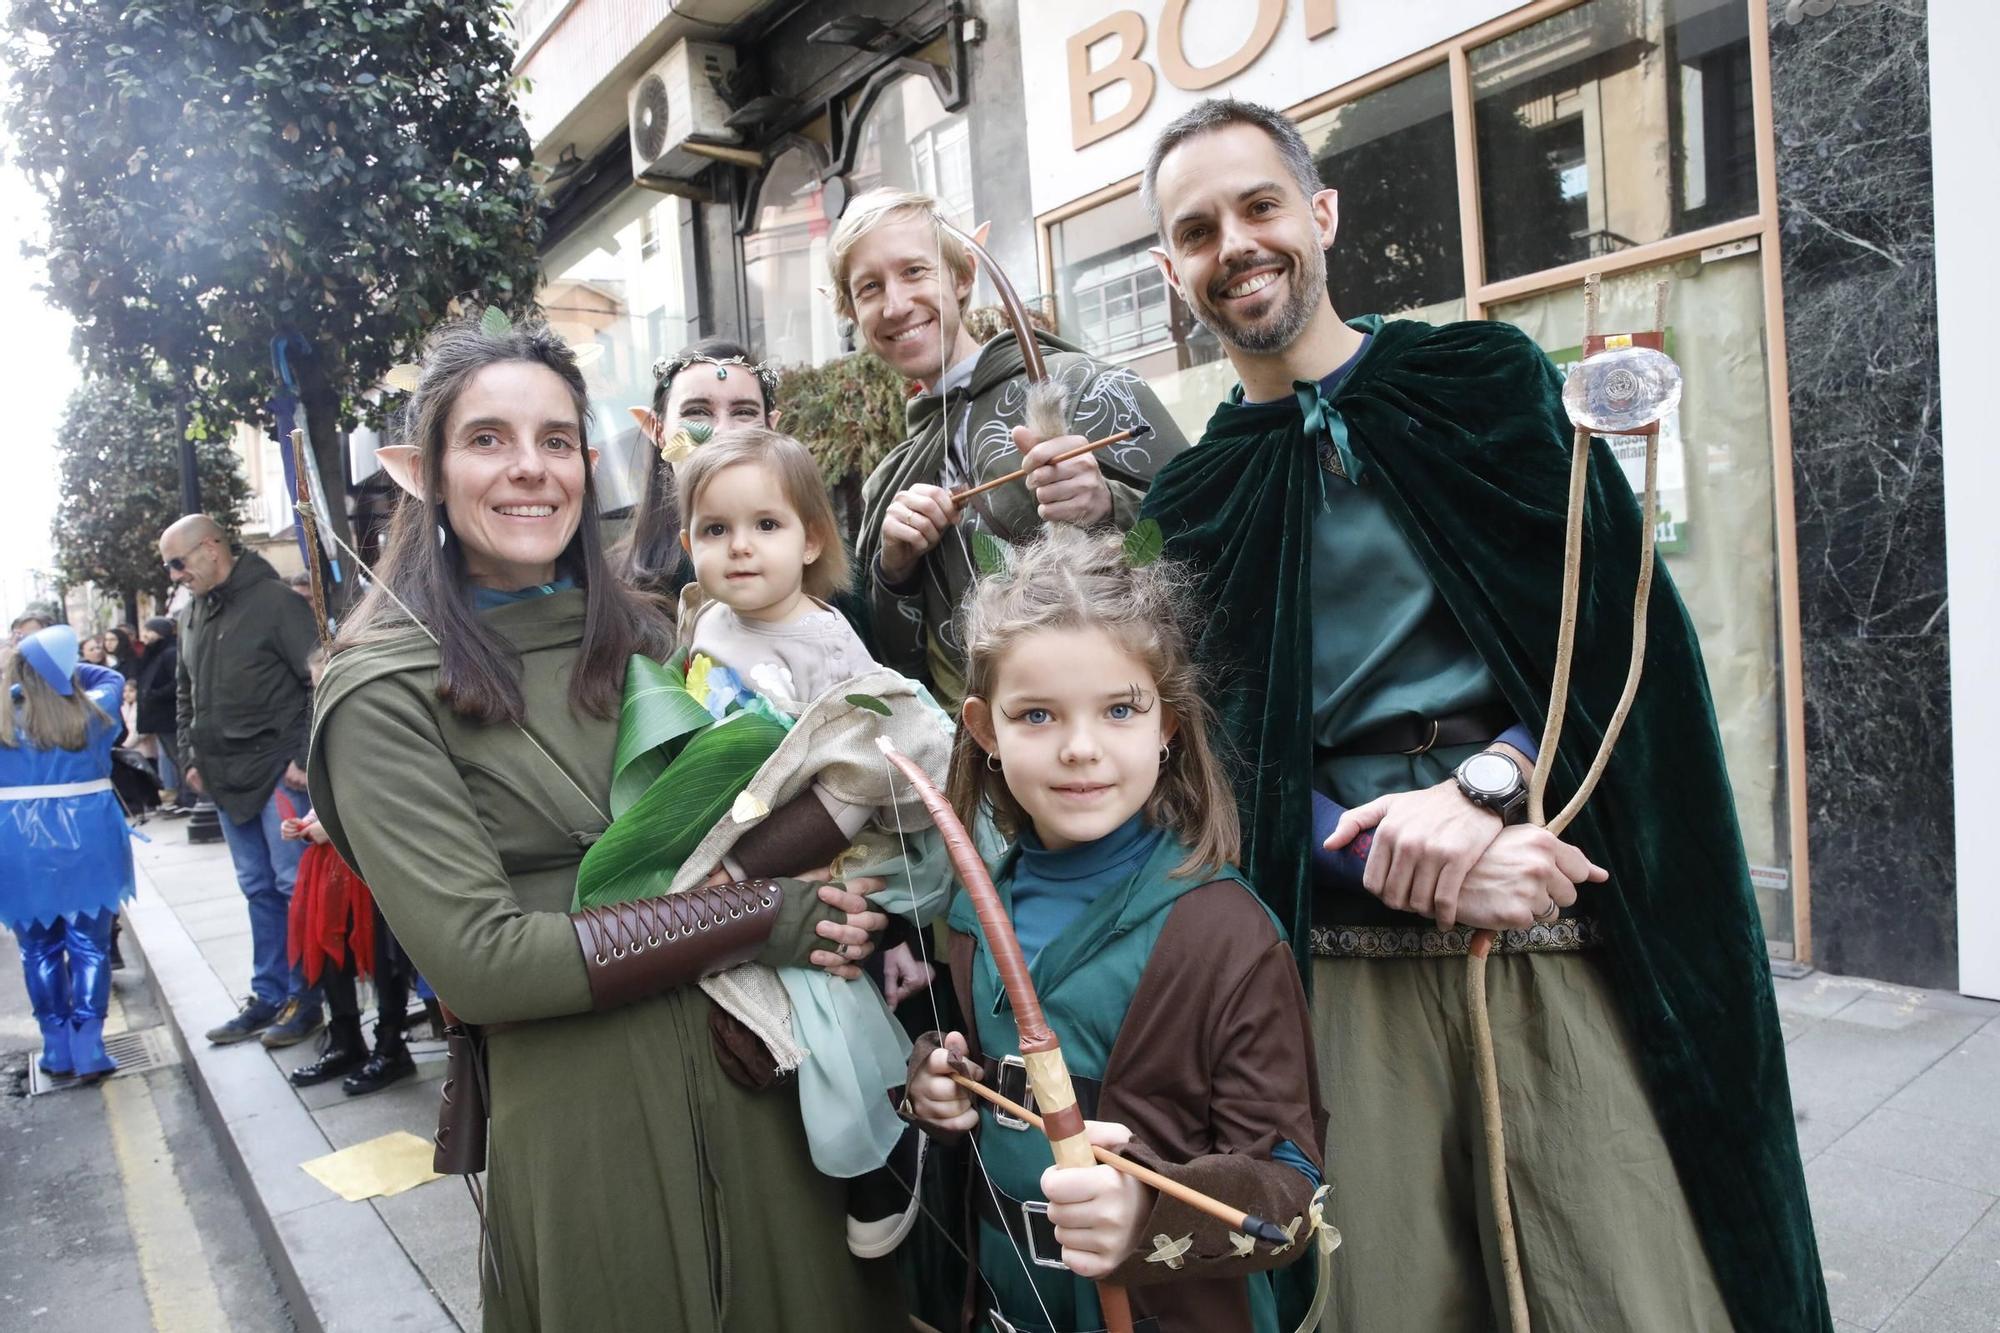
1159 744 1172 764
985 753 1002 773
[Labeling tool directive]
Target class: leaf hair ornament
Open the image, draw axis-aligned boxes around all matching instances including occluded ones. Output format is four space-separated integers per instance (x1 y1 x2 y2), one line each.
659 420 713 464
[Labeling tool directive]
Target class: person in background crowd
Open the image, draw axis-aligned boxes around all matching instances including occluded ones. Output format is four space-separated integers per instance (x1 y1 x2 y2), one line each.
79 633 108 668
10 613 51 643
110 677 162 820
102 626 139 672
159 513 324 1049
285 571 315 600
0 625 134 1080
135 617 185 814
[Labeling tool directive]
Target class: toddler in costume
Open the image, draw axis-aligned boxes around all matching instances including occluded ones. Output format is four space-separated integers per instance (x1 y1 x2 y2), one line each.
904 527 1327 1333
672 425 954 1256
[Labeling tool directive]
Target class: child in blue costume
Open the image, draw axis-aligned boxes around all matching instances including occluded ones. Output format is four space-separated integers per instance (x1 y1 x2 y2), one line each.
0 626 136 1079
904 528 1326 1333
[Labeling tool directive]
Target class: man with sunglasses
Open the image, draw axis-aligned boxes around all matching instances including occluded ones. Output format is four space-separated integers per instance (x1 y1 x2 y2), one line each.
158 514 324 1047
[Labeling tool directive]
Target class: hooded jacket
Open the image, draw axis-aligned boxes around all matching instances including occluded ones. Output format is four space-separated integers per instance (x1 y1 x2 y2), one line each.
855 330 1188 708
175 549 319 823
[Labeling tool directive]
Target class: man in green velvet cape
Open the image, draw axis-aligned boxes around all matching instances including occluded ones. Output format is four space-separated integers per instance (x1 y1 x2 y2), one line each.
1135 99 1829 1332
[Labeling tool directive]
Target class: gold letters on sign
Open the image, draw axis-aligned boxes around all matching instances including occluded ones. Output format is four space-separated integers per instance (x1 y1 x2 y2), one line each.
1067 1 1340 150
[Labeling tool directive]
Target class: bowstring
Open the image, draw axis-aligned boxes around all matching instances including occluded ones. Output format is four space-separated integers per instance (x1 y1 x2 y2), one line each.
298 502 611 827
886 764 1060 1332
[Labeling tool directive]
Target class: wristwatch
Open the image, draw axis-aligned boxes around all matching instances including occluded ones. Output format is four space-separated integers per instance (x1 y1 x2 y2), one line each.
1454 749 1528 825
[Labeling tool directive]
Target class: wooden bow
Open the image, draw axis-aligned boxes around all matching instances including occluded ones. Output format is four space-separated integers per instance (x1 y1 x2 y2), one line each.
937 217 1071 455
878 737 1137 1333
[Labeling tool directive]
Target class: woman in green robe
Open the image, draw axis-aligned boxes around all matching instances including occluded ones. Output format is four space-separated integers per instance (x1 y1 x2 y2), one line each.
306 313 906 1332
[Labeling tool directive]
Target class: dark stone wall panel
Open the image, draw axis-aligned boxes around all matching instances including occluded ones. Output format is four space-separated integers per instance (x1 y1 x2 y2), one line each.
1768 0 1953 987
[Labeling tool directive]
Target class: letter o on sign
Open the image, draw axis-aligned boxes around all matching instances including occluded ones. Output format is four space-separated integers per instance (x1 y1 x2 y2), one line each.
1159 0 1285 91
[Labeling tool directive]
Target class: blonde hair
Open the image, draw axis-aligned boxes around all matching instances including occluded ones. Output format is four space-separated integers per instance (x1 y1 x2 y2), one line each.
946 526 1240 878
674 427 851 601
825 187 977 322
0 653 112 752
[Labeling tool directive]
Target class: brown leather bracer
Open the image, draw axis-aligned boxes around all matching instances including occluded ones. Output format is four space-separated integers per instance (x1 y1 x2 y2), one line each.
568 879 783 1011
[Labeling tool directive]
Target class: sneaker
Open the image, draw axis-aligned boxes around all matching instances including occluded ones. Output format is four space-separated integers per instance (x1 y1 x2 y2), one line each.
159 803 193 818
259 997 326 1049
846 1125 927 1259
206 996 280 1045
341 1043 416 1097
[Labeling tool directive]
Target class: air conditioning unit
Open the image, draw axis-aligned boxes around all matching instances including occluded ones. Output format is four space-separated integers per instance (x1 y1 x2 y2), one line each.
628 40 741 184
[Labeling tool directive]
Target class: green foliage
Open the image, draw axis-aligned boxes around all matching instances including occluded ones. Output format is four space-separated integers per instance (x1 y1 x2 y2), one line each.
971 530 1007 578
777 353 908 540
51 377 249 605
5 0 545 548
1122 518 1163 569
844 693 892 718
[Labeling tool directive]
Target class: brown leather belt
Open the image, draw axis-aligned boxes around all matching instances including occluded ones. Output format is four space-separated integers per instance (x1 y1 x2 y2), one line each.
1331 702 1515 759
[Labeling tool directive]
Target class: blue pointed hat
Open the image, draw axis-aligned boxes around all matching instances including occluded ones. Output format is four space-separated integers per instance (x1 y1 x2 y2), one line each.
18 625 79 696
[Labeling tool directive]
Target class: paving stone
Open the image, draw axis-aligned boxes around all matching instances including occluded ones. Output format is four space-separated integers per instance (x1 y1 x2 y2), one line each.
271 1197 458 1333
1777 974 1877 1022
1910 1242 2000 1327
1788 1009 1989 1156
1816 1223 1948 1331
1806 1157 1996 1257
310 1073 450 1152
1883 1294 2000 1332
1889 1030 2000 1134
373 1180 481 1330
1826 1108 2000 1196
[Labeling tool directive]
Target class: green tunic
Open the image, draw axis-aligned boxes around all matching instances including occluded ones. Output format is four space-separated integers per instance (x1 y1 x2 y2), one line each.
307 590 902 1333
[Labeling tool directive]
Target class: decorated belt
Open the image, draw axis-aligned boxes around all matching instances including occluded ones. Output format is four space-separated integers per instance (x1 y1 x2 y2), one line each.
1311 916 1603 959
0 778 114 800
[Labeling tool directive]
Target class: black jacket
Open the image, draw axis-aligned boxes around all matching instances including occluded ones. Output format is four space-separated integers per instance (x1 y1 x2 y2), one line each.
133 641 179 735
176 551 319 822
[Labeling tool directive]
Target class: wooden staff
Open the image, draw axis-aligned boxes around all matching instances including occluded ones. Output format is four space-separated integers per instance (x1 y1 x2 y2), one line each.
950 424 1152 504
947 1071 1291 1244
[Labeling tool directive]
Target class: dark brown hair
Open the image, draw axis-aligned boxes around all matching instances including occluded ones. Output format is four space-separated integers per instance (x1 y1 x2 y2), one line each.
617 337 773 598
334 312 671 723
945 525 1240 878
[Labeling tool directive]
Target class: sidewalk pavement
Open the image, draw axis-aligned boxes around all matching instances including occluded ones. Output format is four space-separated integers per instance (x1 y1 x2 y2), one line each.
125 831 2000 1333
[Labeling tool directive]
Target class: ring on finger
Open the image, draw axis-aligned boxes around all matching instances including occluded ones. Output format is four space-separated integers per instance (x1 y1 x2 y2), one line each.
1534 896 1560 924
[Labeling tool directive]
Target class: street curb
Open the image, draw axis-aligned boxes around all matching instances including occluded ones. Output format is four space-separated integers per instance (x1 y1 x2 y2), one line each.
123 859 459 1333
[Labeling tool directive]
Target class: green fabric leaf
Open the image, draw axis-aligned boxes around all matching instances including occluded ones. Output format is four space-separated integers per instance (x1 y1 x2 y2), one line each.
575 710 789 909
1122 517 1163 568
607 653 717 817
480 304 512 337
844 693 892 717
972 530 1007 577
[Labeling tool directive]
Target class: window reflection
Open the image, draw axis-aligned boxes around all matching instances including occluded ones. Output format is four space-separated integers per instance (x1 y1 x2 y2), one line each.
1304 63 1464 320
541 191 687 514
1472 0 1757 281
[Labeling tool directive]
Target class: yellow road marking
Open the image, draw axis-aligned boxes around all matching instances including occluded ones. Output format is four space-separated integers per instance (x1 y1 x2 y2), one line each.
101 1075 230 1332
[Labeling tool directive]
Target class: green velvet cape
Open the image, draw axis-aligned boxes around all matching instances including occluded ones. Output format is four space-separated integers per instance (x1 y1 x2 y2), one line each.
1140 316 1830 1333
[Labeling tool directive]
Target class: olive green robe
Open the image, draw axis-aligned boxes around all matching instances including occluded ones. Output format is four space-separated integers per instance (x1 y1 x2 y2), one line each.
307 590 903 1333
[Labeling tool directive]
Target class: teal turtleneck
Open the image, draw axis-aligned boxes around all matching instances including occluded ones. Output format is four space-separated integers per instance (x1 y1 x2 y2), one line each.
472 577 575 612
1010 811 1162 964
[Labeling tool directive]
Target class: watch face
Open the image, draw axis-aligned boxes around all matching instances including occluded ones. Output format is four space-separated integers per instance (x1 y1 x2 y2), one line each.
1461 751 1519 797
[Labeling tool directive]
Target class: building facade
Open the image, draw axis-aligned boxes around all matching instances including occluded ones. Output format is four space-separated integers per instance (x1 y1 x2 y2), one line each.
517 0 1985 994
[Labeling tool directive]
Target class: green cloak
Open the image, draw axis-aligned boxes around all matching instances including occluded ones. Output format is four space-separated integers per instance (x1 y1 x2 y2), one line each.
1139 316 1830 1333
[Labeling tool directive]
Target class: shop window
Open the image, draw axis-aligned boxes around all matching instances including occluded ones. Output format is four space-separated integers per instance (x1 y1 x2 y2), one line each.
541 191 690 514
1302 62 1465 324
1048 64 1466 440
1492 252 1795 950
1472 0 1758 282
744 73 976 371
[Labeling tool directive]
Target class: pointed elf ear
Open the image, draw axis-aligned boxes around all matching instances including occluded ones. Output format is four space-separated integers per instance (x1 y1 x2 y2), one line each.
630 406 662 443
970 219 992 248
375 444 426 500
